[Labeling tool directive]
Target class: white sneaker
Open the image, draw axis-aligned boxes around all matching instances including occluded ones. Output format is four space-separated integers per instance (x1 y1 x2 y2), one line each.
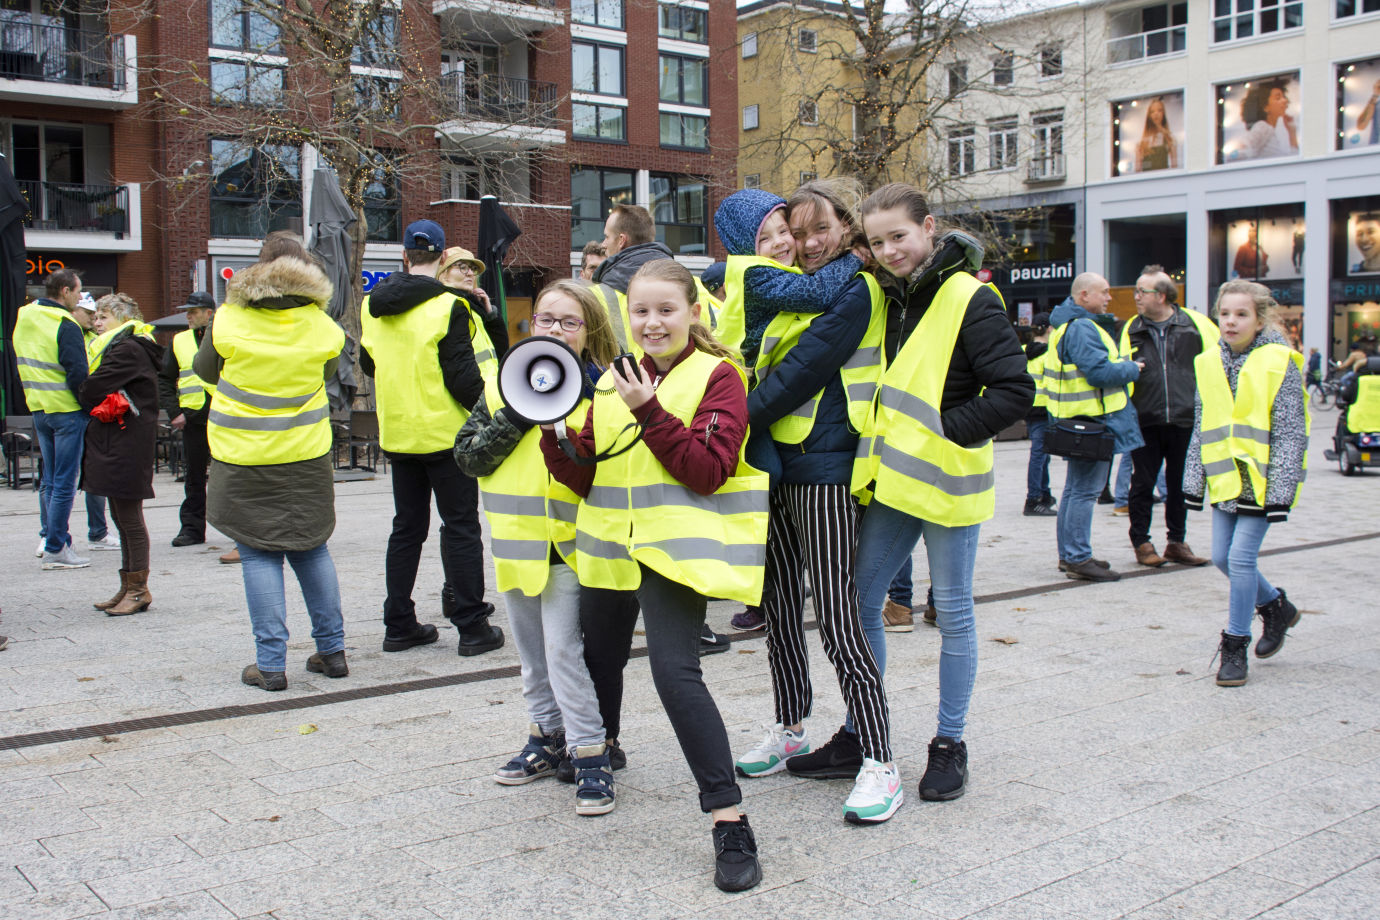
41 544 90 570
88 533 121 551
844 758 904 824
735 724 809 777
36 538 46 558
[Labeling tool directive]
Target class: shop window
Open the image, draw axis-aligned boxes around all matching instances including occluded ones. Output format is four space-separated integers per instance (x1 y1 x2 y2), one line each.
650 173 707 254
1212 0 1302 43
1208 204 1306 346
571 166 633 248
1216 71 1300 164
1112 91 1184 176
1336 57 1380 151
1106 214 1186 287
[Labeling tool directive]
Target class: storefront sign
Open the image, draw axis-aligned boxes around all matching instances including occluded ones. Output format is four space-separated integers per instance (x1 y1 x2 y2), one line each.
1332 280 1380 302
25 252 118 286
1262 280 1303 305
1007 260 1074 285
213 257 400 302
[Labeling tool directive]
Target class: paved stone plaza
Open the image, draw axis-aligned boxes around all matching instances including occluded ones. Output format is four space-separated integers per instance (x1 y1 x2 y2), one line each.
1 412 1377 919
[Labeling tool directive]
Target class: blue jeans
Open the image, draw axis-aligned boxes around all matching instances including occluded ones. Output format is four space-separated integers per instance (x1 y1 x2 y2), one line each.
856 501 980 741
40 492 106 542
33 410 87 554
1114 452 1132 505
1026 412 1052 501
1058 457 1110 564
1211 509 1279 637
238 542 345 673
888 556 913 607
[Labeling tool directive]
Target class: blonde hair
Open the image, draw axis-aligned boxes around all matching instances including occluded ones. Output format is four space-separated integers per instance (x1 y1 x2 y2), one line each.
94 292 141 323
1213 280 1280 332
628 260 738 362
535 280 620 368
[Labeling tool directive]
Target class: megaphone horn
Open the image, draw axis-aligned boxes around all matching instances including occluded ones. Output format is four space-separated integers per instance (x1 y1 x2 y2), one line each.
497 335 587 425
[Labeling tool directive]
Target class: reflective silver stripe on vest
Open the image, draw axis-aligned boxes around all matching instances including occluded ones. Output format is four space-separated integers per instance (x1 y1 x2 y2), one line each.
179 385 204 396
784 399 817 421
599 283 627 349
489 538 550 561
21 380 69 391
586 484 628 510
879 385 943 436
554 539 576 558
759 335 782 359
877 441 994 496
207 406 330 431
482 493 548 517
1044 387 1100 402
178 369 197 379
549 497 578 524
16 356 65 372
634 537 767 567
847 382 876 403
474 349 496 365
1200 426 1231 445
577 530 631 560
856 435 874 458
626 482 764 516
1203 458 1239 477
842 346 882 370
216 378 322 412
1234 424 1271 446
1042 366 1084 381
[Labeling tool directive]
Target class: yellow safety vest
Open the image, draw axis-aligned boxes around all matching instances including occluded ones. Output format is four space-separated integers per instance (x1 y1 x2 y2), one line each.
1346 377 1380 434
1196 343 1307 507
88 320 155 372
852 272 997 527
1027 353 1048 409
1044 319 1129 418
753 269 885 444
574 349 769 606
1118 308 1220 397
12 302 81 413
207 303 344 466
360 291 498 454
478 382 588 596
172 329 212 410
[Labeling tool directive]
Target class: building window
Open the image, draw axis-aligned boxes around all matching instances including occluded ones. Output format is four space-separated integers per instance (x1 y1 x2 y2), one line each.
442 157 503 200
362 153 400 243
352 9 398 67
571 0 623 30
947 127 976 176
798 28 816 52
799 170 816 183
798 99 819 125
1039 44 1062 77
659 54 706 106
572 42 624 96
210 0 280 52
988 117 1018 170
947 62 968 97
1212 0 1302 43
1336 0 1380 17
209 60 283 106
209 138 300 238
743 104 759 130
572 166 634 247
1107 3 1187 64
572 103 626 141
650 174 707 253
660 113 708 148
658 3 707 43
742 31 757 58
1031 110 1065 179
743 174 760 189
992 51 1013 85
351 75 401 120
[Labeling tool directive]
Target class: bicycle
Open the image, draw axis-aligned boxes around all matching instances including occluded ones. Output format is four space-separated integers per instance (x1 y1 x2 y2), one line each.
1307 362 1342 410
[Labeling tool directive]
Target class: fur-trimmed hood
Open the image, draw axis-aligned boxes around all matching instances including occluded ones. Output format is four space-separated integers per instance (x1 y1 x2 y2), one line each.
224 257 333 310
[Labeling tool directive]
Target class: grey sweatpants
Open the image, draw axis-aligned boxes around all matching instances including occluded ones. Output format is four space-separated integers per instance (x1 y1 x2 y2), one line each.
504 562 605 750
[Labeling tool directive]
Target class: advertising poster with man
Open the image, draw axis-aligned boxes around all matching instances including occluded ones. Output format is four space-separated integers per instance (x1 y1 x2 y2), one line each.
1217 72 1301 164
1348 211 1380 276
1113 91 1185 176
1226 218 1305 280
1337 57 1380 151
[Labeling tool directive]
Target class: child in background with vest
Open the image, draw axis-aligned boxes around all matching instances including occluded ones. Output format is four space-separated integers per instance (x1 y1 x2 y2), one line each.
541 259 767 893
856 183 1034 802
1184 281 1307 687
453 281 621 816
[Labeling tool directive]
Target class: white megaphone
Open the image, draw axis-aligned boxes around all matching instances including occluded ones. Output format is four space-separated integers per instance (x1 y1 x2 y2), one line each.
497 335 587 425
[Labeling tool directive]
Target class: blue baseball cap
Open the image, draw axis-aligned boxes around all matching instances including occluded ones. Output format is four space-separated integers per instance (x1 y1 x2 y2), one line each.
700 262 727 293
404 220 445 252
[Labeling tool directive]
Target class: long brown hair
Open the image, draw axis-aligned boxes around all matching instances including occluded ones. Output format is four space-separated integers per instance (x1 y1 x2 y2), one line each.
534 280 620 367
628 259 738 362
258 230 318 265
788 177 867 255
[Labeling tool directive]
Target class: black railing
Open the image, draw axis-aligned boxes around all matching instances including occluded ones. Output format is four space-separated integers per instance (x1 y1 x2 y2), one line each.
0 21 125 89
441 72 558 127
18 181 129 235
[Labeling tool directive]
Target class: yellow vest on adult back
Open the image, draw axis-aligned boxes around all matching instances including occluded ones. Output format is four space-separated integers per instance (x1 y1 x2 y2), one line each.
361 291 498 454
12 302 81 413
172 329 212 410
207 304 344 466
478 382 589 596
574 349 769 606
1346 377 1380 433
1027 353 1048 409
853 272 997 528
1043 319 1129 418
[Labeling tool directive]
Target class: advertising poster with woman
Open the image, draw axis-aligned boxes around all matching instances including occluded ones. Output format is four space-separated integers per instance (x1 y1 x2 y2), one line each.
1217 72 1301 164
1337 57 1380 151
1112 92 1184 176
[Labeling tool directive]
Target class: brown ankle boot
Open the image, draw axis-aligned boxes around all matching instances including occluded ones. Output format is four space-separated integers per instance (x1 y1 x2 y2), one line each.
94 570 130 611
108 571 151 616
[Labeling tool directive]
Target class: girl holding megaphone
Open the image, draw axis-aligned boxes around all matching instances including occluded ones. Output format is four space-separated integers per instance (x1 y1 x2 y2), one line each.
453 280 621 816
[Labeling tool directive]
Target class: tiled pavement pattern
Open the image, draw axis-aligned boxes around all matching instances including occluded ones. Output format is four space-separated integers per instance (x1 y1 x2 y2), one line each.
1 411 1376 918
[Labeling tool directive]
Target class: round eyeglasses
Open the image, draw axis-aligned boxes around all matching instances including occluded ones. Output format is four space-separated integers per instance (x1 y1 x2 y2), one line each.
532 313 586 332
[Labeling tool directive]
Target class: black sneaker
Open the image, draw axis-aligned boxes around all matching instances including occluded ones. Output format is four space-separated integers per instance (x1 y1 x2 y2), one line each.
382 622 439 652
786 726 863 779
919 736 968 801
1023 498 1057 517
558 737 627 783
458 622 504 657
1254 589 1299 659
712 815 762 892
699 625 731 656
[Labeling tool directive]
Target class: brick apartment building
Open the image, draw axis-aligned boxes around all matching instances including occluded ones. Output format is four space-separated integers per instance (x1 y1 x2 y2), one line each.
3 0 736 326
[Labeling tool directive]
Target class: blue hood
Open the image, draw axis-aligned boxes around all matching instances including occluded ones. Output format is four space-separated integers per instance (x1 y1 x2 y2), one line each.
714 189 787 256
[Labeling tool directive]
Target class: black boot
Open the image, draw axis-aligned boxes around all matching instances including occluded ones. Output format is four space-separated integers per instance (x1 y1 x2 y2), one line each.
1254 589 1299 659
1216 632 1250 687
458 621 504 657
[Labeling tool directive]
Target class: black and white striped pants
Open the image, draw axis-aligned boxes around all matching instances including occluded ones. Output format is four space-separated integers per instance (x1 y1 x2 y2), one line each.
762 482 892 763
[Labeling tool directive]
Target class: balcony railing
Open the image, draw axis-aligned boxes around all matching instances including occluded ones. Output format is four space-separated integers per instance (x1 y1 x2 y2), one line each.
18 181 129 235
1026 154 1066 183
441 72 557 127
1107 24 1187 65
0 21 126 89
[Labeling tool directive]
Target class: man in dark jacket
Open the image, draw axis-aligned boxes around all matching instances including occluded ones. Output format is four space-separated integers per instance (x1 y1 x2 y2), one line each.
1121 266 1212 568
159 292 216 548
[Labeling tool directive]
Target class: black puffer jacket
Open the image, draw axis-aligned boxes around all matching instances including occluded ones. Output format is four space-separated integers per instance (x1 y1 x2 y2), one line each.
1122 307 1214 428
885 233 1034 447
